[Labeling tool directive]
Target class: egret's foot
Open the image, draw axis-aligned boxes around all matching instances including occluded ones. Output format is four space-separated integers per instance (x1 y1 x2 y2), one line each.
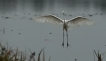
67 43 70 48
62 42 64 48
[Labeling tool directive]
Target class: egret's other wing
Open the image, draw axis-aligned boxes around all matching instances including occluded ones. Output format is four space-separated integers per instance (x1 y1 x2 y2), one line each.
67 16 94 27
34 15 63 25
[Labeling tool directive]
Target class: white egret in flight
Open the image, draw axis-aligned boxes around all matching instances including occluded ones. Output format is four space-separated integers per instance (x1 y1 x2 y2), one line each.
34 11 94 48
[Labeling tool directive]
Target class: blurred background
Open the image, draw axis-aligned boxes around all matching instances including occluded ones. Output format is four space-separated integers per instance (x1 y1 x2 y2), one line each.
0 0 106 61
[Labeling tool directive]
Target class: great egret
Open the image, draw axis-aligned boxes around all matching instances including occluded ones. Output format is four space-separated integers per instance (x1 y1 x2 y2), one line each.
34 11 94 48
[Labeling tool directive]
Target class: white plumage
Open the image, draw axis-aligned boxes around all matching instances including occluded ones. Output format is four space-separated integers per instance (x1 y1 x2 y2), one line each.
34 11 94 48
35 15 93 27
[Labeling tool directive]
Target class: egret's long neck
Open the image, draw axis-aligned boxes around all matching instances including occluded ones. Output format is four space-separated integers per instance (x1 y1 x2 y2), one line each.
62 11 65 23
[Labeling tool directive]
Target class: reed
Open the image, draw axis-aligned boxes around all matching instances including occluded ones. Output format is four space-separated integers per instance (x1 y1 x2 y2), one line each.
93 50 106 61
0 42 51 61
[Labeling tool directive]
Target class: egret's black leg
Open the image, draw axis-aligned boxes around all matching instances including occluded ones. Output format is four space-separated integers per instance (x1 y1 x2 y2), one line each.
62 29 64 48
66 31 70 48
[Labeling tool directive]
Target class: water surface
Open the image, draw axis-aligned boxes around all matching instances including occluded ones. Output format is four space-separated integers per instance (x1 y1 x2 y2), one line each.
0 0 106 61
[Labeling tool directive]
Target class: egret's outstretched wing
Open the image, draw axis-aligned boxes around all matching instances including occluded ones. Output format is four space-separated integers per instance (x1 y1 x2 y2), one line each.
34 15 63 25
67 16 94 27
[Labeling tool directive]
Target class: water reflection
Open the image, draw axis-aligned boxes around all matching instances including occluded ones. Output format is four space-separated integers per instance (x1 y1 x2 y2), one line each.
0 0 106 13
0 0 17 13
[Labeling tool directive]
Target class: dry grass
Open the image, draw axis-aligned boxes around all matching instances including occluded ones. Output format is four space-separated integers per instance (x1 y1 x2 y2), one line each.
93 50 106 61
0 42 51 61
1 42 106 61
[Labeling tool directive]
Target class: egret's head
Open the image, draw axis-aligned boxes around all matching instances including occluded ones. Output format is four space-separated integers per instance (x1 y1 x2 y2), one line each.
62 11 65 15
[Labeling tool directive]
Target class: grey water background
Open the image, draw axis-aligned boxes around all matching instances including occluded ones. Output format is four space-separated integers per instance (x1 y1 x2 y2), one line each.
0 0 106 61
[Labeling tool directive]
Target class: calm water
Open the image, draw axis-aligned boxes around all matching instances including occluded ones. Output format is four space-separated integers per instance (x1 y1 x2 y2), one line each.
0 0 106 61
